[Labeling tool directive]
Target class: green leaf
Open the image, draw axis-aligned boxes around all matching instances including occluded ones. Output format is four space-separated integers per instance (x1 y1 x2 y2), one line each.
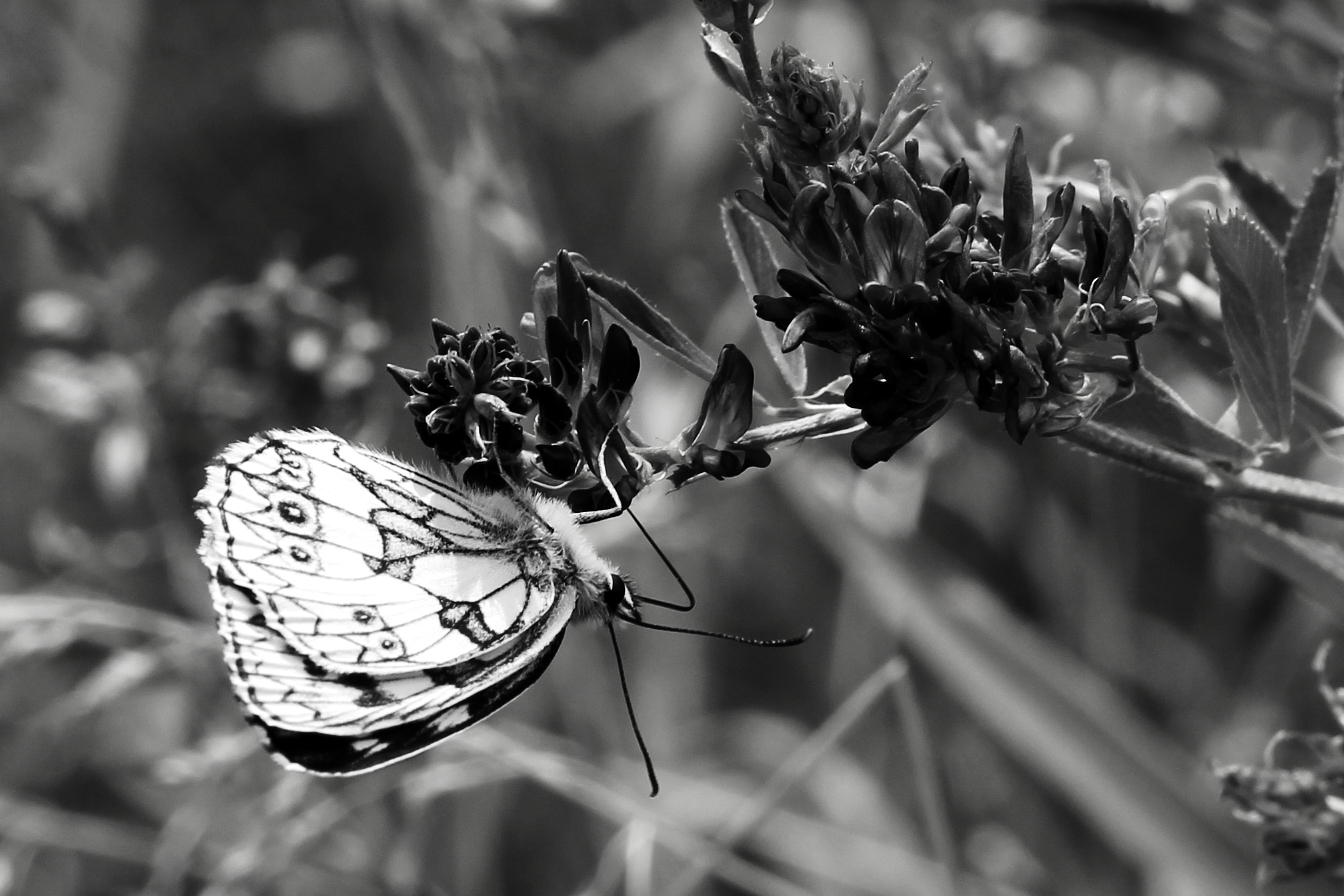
1207 212 1293 447
1283 161 1342 365
700 23 752 100
577 265 722 387
721 200 807 394
1218 157 1296 237
1221 156 1344 341
1095 369 1257 467
870 62 931 155
1214 505 1344 621
1000 126 1033 269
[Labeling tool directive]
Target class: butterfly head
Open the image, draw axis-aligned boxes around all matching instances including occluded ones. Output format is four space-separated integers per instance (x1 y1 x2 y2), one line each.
604 573 641 623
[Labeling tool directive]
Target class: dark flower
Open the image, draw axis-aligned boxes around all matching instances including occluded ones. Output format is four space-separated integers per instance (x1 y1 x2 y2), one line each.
1218 646 1344 882
388 322 554 473
754 44 863 168
666 345 769 486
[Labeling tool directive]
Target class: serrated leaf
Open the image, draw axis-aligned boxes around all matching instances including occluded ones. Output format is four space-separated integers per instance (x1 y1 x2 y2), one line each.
1214 505 1344 621
1000 126 1033 268
1207 213 1293 446
1096 369 1257 467
1221 155 1344 353
1218 157 1297 237
1283 161 1342 365
721 200 806 394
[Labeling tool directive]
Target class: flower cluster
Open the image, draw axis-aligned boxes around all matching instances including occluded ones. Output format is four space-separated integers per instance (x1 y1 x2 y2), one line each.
752 45 862 169
389 252 768 508
1218 648 1344 882
738 47 1156 466
387 324 549 470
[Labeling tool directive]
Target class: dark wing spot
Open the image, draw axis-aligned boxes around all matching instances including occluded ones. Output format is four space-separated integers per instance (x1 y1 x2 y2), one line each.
277 500 307 524
425 665 471 687
301 656 331 679
353 608 374 625
335 671 394 707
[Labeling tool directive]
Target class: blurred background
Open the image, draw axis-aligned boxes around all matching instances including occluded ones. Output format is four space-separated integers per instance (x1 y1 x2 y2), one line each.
3 0 1344 893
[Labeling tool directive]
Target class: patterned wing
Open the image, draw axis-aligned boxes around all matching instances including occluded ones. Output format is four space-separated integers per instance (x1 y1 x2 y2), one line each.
211 567 574 752
197 429 559 674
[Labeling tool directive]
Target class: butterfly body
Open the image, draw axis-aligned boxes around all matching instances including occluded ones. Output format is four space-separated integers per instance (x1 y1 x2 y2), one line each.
195 429 631 775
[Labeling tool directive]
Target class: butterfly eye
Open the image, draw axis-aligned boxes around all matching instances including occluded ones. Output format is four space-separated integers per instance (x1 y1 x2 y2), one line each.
277 536 320 570
272 492 318 534
274 452 311 487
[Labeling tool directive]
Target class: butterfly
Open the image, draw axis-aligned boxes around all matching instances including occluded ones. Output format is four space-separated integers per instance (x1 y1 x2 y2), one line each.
194 428 639 776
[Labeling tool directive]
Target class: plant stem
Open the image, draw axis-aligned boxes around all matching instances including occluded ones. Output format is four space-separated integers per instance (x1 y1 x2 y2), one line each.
738 407 864 448
1061 422 1344 520
733 1 766 105
741 407 1344 520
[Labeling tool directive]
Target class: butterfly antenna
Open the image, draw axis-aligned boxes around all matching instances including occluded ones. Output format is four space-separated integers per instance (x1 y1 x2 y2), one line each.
626 509 695 613
606 619 660 797
623 614 813 647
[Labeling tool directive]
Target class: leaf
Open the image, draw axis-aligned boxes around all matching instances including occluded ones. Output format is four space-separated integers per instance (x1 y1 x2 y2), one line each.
1283 161 1342 365
576 265 719 384
1096 369 1257 467
872 105 931 158
870 62 931 154
1221 156 1344 339
1218 157 1297 237
1213 505 1344 621
721 200 807 394
1207 212 1293 446
1000 126 1033 269
700 23 752 100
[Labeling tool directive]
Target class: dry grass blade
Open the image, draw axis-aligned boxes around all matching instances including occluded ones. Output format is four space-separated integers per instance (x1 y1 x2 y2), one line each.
0 791 157 865
781 474 1261 896
891 661 957 896
663 659 907 896
459 726 816 896
475 723 989 896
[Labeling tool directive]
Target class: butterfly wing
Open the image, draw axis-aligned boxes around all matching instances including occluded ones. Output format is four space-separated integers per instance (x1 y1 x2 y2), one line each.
196 429 579 773
210 571 572 773
198 430 559 675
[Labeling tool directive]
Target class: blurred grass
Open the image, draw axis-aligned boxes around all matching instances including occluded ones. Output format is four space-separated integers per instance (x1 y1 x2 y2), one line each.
3 0 1344 893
